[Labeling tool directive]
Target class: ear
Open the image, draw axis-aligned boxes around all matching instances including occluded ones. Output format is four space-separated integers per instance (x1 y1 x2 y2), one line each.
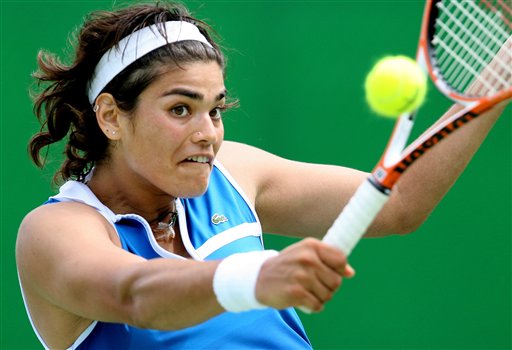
94 93 122 140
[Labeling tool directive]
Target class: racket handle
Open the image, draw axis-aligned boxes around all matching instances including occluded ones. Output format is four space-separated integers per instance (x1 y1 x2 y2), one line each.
299 179 390 314
322 178 390 256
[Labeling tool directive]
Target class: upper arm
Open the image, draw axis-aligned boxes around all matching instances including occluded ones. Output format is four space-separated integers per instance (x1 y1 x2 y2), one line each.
217 141 369 237
16 202 143 323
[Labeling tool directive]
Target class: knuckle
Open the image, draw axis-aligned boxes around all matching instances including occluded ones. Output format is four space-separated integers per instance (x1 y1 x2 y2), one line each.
329 250 347 266
297 253 316 267
295 250 320 268
291 269 310 285
286 285 308 301
333 257 348 273
302 237 317 245
301 237 321 250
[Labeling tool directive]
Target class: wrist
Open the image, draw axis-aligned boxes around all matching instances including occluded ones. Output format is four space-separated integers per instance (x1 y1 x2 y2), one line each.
213 250 279 313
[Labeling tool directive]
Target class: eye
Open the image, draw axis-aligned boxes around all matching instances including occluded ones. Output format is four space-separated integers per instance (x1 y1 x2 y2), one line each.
170 105 191 118
209 106 225 120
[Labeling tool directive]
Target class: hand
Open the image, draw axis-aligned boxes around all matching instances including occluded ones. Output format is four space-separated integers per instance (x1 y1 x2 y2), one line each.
254 238 355 312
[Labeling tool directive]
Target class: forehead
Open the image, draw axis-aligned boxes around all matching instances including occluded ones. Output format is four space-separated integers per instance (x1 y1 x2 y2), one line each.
145 61 225 98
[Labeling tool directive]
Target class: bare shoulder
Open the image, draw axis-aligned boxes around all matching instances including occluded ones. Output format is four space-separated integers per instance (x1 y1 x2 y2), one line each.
20 200 108 227
16 201 120 281
18 201 117 248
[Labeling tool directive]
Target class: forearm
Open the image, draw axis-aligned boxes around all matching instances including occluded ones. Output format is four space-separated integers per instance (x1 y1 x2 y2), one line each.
368 101 509 236
117 258 223 330
116 243 351 327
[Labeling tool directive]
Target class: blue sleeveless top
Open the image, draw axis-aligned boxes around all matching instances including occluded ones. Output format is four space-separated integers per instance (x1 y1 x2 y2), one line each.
28 162 312 350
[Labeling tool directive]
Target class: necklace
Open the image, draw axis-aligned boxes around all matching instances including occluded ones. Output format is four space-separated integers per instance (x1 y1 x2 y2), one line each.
151 209 179 242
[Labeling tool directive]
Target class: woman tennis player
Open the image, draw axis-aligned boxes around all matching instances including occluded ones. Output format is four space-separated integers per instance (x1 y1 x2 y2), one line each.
16 1 509 349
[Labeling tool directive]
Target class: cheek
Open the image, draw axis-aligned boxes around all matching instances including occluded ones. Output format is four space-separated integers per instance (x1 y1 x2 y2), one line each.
137 116 180 147
123 123 178 168
216 123 225 146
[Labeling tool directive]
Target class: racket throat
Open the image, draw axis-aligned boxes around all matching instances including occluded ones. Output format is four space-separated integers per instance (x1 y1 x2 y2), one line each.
382 115 415 168
368 176 392 195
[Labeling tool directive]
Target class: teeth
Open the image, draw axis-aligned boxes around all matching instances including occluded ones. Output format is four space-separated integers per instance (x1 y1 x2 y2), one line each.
187 156 209 163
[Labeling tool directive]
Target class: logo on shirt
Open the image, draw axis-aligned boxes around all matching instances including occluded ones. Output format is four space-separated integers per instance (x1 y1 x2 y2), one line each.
211 213 228 225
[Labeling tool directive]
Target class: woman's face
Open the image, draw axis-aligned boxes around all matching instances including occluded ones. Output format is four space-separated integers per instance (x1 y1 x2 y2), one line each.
114 61 226 199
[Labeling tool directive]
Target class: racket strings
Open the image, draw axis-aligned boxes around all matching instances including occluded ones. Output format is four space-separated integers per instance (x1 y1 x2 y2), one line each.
436 1 509 93
433 0 511 97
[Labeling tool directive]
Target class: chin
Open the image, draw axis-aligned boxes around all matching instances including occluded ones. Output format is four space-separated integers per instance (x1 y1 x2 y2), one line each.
175 180 210 199
178 188 208 199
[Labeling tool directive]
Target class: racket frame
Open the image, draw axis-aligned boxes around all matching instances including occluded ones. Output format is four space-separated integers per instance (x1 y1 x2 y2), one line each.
322 0 511 256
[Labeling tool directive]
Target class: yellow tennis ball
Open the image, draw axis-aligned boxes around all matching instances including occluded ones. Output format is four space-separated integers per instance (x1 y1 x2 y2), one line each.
365 55 427 118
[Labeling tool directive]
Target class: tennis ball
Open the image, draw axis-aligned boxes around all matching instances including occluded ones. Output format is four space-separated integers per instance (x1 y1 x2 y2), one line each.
365 55 427 118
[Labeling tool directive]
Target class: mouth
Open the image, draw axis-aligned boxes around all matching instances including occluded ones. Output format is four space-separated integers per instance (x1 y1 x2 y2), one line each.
184 155 213 165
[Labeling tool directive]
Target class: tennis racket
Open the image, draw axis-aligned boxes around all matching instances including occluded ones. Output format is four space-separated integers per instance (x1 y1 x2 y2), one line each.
322 0 512 255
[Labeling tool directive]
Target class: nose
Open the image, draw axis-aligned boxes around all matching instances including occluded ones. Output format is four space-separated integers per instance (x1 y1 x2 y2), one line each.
191 113 222 145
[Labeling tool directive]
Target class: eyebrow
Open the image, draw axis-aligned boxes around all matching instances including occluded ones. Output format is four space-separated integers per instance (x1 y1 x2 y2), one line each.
161 88 226 101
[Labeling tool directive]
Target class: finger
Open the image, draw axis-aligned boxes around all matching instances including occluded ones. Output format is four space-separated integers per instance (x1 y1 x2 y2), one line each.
315 242 356 278
344 264 356 278
295 277 337 314
310 259 343 292
288 285 324 313
315 242 348 272
295 240 346 295
299 264 343 305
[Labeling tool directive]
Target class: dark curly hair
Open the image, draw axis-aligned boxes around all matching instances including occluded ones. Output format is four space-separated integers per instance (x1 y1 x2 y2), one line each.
29 1 227 183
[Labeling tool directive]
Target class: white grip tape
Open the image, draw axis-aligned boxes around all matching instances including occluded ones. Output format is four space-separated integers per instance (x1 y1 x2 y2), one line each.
213 250 279 312
322 179 390 256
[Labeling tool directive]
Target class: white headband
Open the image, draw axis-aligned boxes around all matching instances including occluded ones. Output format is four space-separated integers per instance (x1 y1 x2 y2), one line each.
87 21 213 104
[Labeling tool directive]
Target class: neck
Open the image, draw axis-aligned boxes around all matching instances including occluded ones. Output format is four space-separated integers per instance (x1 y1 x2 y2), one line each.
86 164 177 221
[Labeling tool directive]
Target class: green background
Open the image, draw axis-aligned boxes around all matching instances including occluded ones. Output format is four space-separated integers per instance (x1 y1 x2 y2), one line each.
1 1 510 349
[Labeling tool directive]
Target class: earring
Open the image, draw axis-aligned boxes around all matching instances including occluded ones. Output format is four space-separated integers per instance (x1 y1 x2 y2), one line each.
93 104 99 112
112 131 117 135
